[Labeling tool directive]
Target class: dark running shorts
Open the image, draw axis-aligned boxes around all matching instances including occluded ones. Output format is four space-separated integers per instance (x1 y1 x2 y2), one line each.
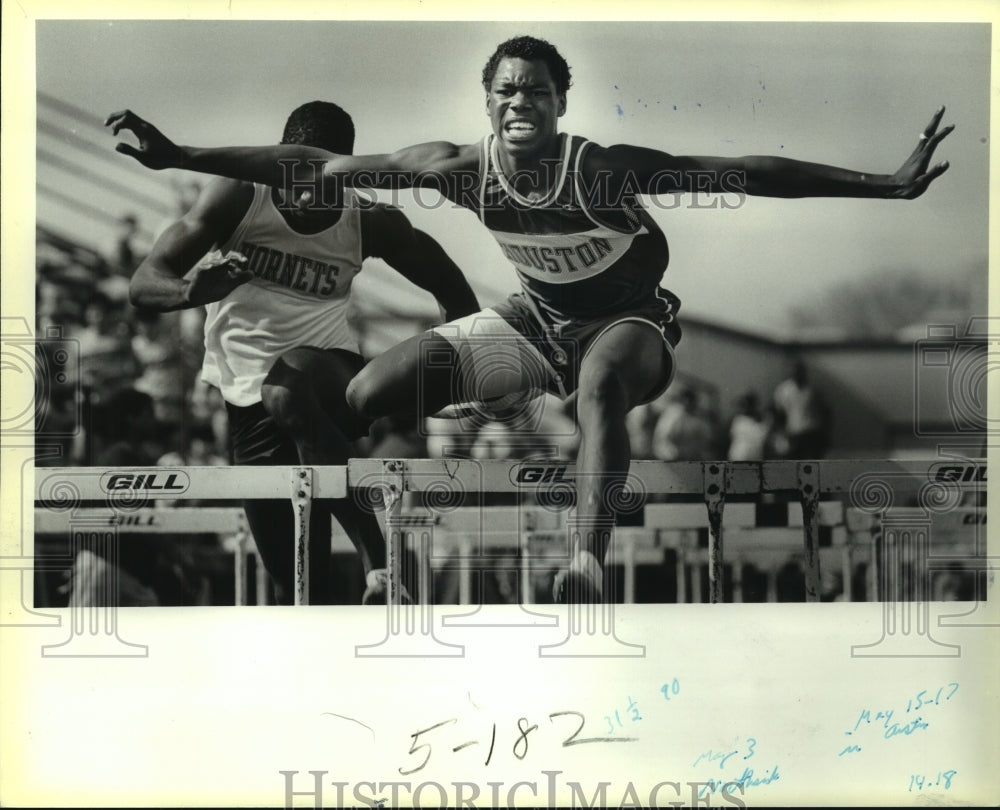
225 348 369 465
432 289 681 404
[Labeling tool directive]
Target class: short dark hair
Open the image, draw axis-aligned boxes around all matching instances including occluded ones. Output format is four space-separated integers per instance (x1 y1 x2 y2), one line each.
482 36 572 95
281 101 355 155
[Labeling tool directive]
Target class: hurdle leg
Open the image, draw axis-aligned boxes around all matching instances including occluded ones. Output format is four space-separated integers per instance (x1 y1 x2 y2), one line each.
460 537 473 606
797 462 821 602
382 483 405 608
254 549 269 605
703 463 727 604
418 530 433 607
869 530 880 601
674 532 688 604
520 535 532 605
766 567 779 602
291 467 314 606
842 540 853 602
623 537 636 604
234 524 249 607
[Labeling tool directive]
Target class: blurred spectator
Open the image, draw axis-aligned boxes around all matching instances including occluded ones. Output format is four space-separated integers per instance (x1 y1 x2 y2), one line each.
63 389 162 606
154 178 203 239
164 422 228 468
36 279 64 333
772 360 831 459
131 308 185 425
33 226 238 605
422 390 576 459
425 414 479 459
189 380 230 459
89 387 163 465
470 420 515 460
626 386 674 460
932 565 976 601
157 422 229 505
727 390 770 461
764 403 791 459
652 387 714 461
72 294 138 391
702 397 727 458
470 393 579 460
112 213 142 276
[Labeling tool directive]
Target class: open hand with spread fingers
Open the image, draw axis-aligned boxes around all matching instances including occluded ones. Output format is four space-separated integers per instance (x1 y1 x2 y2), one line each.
105 109 187 170
888 106 954 199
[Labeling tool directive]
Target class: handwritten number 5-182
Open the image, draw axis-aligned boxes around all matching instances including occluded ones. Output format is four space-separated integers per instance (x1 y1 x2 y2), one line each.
512 717 538 760
399 719 456 776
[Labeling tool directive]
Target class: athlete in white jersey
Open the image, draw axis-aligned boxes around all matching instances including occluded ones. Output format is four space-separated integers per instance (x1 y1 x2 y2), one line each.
128 102 478 605
109 37 952 603
200 181 366 408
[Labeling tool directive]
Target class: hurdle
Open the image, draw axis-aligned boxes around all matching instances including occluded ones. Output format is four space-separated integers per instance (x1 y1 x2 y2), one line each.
846 506 986 602
33 458 986 605
33 465 347 606
413 501 854 604
349 458 986 605
33 506 267 605
644 501 853 603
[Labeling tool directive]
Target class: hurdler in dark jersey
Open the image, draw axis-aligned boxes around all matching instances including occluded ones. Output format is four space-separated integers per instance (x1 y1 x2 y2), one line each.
108 35 953 605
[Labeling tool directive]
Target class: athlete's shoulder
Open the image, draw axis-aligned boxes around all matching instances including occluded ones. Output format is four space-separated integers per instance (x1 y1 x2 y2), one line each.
576 138 630 172
189 177 255 221
169 177 256 245
358 202 416 259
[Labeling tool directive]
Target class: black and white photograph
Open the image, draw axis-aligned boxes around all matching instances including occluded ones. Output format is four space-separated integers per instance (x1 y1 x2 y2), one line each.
2 2 997 807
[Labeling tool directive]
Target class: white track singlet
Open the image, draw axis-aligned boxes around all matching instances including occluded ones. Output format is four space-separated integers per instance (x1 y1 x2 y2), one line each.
201 184 364 406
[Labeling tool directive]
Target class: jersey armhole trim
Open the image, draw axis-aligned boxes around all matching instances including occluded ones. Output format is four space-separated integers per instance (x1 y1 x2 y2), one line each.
477 135 491 224
573 140 647 237
218 182 264 253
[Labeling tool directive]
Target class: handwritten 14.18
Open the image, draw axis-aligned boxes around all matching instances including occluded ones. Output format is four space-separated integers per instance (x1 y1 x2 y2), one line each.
909 771 957 792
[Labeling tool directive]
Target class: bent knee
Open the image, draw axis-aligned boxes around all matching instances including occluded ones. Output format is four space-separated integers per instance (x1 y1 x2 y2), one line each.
259 383 302 432
344 370 377 418
261 357 313 424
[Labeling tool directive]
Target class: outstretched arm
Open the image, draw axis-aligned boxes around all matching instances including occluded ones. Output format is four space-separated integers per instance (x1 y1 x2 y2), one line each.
129 177 254 311
588 107 953 201
362 205 480 322
105 109 472 197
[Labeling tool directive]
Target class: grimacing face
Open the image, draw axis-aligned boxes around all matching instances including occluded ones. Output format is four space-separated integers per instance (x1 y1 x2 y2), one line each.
486 56 566 160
